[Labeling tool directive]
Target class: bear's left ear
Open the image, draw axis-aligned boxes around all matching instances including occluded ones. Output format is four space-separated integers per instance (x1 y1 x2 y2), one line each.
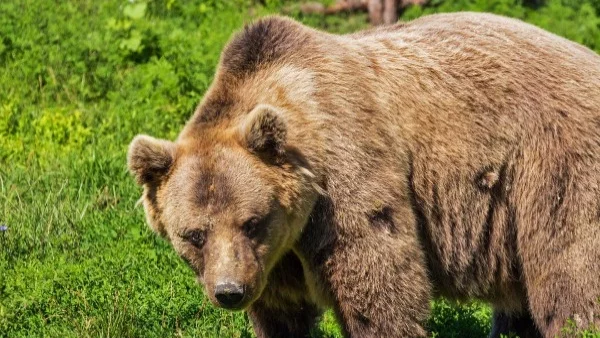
239 104 287 160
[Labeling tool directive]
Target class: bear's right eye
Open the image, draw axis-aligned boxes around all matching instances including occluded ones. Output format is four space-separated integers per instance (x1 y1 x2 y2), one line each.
183 229 206 249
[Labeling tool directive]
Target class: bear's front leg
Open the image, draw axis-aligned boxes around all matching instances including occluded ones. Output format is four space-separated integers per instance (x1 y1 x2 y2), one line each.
325 235 431 337
247 252 322 338
248 300 321 338
300 202 432 338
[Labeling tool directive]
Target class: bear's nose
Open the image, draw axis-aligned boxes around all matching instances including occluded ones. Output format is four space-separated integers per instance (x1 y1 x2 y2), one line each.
214 282 245 308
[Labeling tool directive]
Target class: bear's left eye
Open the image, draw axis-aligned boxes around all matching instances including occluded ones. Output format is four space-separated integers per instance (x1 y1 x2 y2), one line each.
183 229 206 249
242 217 262 239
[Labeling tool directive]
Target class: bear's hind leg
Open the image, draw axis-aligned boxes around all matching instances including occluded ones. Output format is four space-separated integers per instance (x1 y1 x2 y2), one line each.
514 148 600 336
490 310 542 338
520 225 600 336
524 268 600 337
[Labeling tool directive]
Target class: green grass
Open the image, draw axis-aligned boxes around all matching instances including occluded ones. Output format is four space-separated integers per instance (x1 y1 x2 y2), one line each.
1 0 599 337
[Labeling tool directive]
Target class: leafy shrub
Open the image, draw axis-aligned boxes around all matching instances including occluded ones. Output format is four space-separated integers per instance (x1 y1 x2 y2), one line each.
428 300 491 338
560 318 600 338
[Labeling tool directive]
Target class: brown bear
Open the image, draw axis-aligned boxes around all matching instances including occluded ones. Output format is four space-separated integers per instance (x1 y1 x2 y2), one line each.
127 12 600 338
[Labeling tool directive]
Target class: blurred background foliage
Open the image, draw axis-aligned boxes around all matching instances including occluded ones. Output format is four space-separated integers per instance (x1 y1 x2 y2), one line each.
0 0 598 337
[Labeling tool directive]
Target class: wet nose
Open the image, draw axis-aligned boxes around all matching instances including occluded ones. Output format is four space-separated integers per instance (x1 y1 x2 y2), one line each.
214 282 245 308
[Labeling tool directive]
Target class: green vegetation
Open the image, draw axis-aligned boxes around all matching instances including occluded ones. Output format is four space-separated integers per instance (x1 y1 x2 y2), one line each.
0 0 598 337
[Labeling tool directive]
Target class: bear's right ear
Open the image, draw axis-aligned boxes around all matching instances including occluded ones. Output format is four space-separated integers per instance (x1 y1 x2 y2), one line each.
127 135 175 185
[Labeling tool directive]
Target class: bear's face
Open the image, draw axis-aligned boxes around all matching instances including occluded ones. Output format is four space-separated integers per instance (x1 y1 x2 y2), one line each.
128 105 319 310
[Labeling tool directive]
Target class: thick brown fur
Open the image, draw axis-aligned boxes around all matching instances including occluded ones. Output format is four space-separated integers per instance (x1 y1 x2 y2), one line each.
128 13 600 337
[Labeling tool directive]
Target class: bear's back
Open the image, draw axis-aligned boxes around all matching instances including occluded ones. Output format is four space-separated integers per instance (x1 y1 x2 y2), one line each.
346 12 600 135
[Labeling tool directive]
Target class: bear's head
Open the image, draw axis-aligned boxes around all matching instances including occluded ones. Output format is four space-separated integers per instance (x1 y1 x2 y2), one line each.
128 103 321 310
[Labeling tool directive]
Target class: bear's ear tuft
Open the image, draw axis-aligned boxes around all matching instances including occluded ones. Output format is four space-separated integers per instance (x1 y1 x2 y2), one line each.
127 135 175 185
240 104 287 159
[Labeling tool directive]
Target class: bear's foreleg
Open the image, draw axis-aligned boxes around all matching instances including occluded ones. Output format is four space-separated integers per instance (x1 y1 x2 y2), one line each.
322 228 432 337
247 252 322 338
248 300 321 338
